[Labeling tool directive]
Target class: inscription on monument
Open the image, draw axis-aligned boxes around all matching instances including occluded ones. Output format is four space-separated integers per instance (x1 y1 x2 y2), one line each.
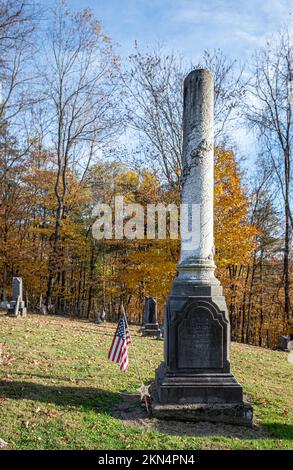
177 308 223 369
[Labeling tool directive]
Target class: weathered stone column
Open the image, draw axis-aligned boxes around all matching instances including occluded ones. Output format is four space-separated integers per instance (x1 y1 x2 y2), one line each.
151 69 253 426
179 69 215 283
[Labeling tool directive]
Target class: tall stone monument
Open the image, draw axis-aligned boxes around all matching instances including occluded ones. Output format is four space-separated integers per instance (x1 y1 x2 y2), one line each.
151 69 253 425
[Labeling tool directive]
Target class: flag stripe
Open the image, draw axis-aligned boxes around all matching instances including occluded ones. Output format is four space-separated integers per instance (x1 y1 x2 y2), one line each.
108 313 130 373
108 336 119 361
108 337 116 360
112 338 121 363
113 338 123 363
120 348 128 371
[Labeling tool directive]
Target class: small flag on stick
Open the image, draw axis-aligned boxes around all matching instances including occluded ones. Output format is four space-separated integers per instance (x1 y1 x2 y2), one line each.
108 305 150 414
108 308 131 372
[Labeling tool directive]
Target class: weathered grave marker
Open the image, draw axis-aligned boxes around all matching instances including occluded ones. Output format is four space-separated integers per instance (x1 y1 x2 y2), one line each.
141 297 161 339
6 277 27 317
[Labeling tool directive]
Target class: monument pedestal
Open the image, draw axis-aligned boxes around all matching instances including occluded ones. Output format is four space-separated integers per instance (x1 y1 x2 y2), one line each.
151 280 253 426
141 323 161 339
151 386 252 426
7 300 27 317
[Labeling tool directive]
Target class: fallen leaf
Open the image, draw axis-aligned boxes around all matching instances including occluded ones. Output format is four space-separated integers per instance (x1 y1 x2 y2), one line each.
0 438 8 448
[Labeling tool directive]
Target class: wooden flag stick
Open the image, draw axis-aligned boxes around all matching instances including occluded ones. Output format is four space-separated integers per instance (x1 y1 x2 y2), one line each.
122 305 150 414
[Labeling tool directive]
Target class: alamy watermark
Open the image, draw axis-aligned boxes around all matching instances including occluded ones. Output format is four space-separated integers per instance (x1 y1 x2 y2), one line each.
92 196 200 251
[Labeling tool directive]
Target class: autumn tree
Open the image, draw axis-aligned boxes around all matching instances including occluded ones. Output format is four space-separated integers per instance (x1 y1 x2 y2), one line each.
0 117 22 301
32 1 123 310
245 28 293 320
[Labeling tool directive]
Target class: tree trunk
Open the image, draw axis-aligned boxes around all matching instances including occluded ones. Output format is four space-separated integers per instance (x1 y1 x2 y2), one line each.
258 250 264 346
45 190 64 310
246 252 257 343
241 265 250 343
1 262 7 302
284 192 291 320
87 241 96 319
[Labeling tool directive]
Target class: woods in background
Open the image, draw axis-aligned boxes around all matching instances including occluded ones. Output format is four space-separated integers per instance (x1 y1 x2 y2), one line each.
0 0 292 348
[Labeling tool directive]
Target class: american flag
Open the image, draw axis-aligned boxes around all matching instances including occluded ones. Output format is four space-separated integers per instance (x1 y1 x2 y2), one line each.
108 312 131 372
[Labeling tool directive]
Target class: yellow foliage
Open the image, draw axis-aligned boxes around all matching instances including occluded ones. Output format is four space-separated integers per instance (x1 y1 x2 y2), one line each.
214 148 257 267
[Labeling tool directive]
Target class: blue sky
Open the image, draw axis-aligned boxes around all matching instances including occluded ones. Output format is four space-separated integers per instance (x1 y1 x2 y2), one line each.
58 0 292 60
43 0 292 168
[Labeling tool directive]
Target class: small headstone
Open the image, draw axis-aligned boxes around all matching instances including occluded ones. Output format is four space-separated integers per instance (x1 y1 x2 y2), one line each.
277 335 289 351
12 277 23 301
95 310 106 324
40 304 47 315
6 277 27 317
141 297 161 339
288 331 293 362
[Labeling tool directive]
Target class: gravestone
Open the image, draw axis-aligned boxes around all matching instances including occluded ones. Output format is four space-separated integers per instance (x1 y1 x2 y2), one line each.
96 310 106 324
277 335 289 351
141 297 161 339
150 69 253 426
6 277 27 317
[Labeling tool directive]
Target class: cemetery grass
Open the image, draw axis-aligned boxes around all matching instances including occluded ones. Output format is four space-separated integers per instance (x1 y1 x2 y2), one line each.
0 313 292 450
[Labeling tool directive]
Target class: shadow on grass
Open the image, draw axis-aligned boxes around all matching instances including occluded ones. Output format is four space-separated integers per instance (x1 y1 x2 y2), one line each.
1 380 292 441
0 379 119 413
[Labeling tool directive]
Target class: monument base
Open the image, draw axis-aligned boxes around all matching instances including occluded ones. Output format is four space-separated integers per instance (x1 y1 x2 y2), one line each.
151 363 253 426
6 301 27 317
150 278 253 427
141 323 161 339
151 386 253 426
6 307 27 317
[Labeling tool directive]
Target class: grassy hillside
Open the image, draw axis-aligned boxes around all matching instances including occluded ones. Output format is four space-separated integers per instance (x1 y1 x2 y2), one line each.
0 313 292 450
